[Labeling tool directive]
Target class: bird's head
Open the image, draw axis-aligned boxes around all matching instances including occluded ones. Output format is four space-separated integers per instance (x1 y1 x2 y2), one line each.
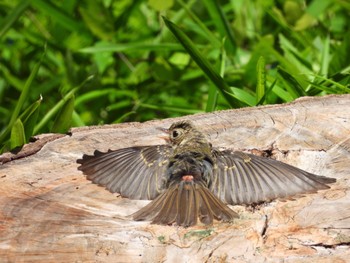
158 120 198 146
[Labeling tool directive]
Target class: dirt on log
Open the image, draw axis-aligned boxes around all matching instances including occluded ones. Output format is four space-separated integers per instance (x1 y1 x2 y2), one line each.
0 95 349 263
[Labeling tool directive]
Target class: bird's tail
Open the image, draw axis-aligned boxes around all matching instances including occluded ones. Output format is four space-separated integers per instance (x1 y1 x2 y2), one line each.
132 181 238 227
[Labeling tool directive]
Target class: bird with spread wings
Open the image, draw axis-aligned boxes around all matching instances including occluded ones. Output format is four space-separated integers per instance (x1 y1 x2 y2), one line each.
77 121 336 227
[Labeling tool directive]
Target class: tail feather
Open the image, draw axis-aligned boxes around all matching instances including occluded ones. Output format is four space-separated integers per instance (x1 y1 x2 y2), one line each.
153 186 179 224
177 183 199 226
197 186 239 223
132 191 168 221
132 181 238 227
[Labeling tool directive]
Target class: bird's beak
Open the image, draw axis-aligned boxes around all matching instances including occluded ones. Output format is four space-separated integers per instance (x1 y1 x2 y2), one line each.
156 127 170 142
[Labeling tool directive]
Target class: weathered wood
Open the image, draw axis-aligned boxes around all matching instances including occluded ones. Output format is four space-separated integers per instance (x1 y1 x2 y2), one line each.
1 95 349 262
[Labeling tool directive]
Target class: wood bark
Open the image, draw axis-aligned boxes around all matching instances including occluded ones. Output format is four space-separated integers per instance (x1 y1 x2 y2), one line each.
1 94 349 262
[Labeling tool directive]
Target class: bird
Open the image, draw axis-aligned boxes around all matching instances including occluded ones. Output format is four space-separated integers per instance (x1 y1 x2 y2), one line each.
77 120 336 227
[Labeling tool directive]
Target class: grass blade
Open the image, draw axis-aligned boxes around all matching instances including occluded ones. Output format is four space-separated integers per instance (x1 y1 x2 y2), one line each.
228 87 256 106
202 0 236 54
51 94 75 133
277 67 307 98
206 40 226 112
162 16 242 108
177 0 221 48
34 88 76 134
19 96 42 141
320 35 330 76
256 56 266 104
79 42 183 53
0 56 42 143
31 0 84 32
34 75 93 134
10 119 26 150
257 78 277 105
139 103 203 114
0 0 30 39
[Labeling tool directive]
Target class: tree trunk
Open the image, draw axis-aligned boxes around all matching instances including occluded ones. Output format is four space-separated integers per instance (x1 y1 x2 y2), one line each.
1 94 349 262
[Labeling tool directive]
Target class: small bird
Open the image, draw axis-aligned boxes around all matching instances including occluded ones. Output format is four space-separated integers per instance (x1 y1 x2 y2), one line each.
77 120 336 227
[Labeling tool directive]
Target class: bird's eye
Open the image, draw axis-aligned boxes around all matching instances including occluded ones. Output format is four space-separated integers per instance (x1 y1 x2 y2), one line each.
172 130 179 138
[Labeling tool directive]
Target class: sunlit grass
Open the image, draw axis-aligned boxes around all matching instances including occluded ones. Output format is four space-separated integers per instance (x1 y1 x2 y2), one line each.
0 0 349 153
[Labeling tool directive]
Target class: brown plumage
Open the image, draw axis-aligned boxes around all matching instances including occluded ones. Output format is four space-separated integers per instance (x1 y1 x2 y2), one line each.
132 180 237 226
77 120 336 227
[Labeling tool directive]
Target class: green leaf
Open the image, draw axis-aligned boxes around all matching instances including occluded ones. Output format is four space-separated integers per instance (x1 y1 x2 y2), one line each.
0 0 30 40
225 87 256 107
162 16 243 108
320 35 330 76
177 0 221 48
329 32 350 75
79 42 183 53
139 103 203 114
1 67 25 92
294 13 316 31
51 94 75 133
31 0 85 33
256 56 266 104
148 0 174 11
294 0 332 31
34 75 93 134
206 85 219 112
309 74 349 93
272 84 295 102
34 89 75 134
75 89 134 106
79 2 115 40
306 0 333 17
206 40 226 112
257 78 278 105
71 110 85 127
243 35 274 87
10 119 26 150
106 101 132 111
0 56 42 144
202 0 236 54
19 96 42 141
168 52 191 69
277 67 307 98
278 34 312 76
112 111 137 124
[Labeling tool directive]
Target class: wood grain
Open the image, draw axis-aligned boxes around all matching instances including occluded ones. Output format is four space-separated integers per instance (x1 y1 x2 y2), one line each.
1 95 349 262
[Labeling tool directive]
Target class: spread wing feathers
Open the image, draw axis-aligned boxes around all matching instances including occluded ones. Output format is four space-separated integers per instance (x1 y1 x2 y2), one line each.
77 145 172 200
133 181 238 227
211 150 336 205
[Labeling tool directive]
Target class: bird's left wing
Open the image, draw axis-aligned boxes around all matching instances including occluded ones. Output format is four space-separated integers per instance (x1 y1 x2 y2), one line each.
77 145 173 200
209 150 336 205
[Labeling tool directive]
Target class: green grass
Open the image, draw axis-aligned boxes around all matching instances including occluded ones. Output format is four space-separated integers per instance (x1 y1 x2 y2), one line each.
0 0 349 153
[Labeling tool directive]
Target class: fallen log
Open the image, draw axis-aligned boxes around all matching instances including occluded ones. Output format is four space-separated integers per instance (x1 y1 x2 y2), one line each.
1 94 349 262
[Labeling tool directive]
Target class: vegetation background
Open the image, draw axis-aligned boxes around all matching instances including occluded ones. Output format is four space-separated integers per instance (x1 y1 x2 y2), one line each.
0 0 349 153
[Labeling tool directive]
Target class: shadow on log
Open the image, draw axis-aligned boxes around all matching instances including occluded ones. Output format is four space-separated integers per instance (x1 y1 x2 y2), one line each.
1 95 349 262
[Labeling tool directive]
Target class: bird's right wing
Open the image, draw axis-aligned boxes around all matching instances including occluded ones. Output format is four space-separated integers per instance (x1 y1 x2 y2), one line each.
210 150 336 205
77 145 173 200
